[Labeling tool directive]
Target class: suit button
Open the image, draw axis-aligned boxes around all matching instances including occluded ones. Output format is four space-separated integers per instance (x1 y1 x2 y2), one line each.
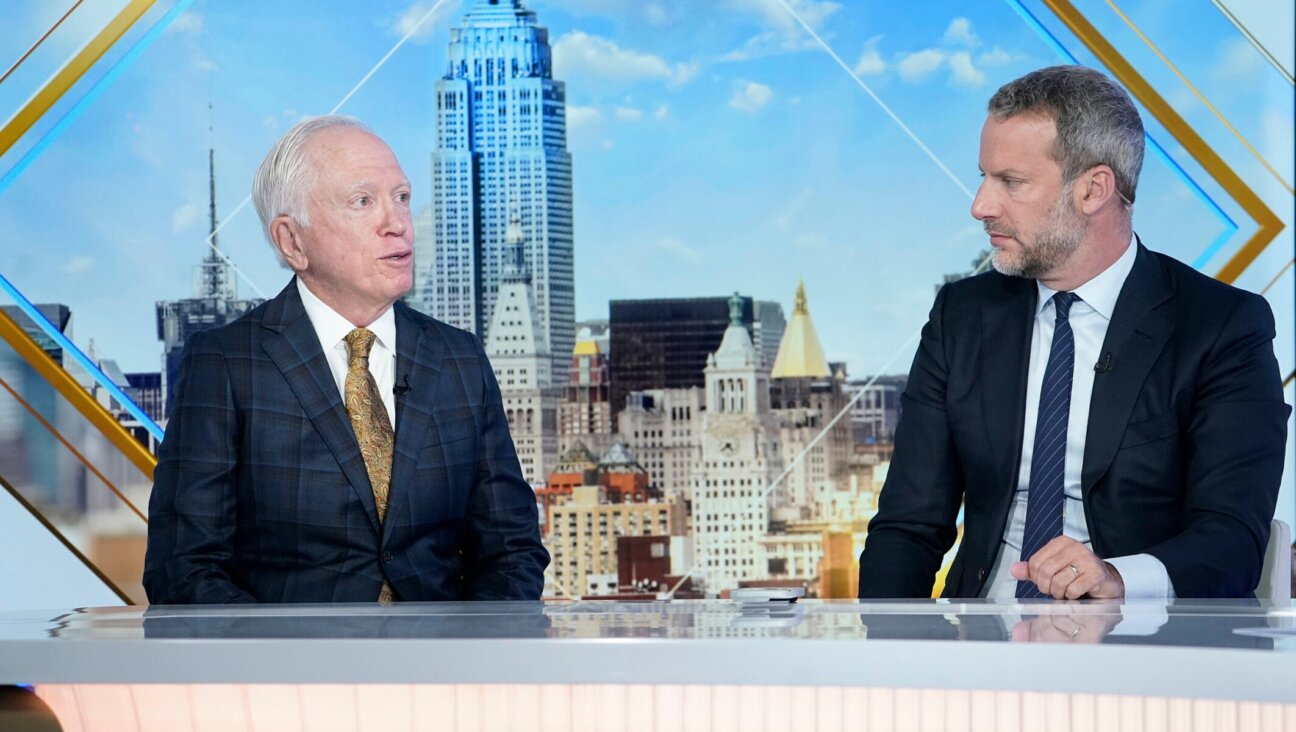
382 551 393 564
978 568 988 582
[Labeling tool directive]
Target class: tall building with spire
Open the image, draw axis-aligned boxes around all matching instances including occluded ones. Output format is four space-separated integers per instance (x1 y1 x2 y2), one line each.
155 150 261 417
413 0 575 379
769 281 851 518
770 281 830 381
691 293 783 593
484 214 560 483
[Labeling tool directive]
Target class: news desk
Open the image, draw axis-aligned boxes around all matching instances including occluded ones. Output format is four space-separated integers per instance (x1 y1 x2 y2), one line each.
1 599 1293 731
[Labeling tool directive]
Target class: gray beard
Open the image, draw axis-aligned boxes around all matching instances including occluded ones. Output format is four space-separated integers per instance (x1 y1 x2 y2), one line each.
990 192 1086 279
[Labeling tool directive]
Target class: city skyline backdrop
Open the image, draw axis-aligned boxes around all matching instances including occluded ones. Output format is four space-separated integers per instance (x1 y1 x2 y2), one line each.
0 0 1291 387
0 0 1291 601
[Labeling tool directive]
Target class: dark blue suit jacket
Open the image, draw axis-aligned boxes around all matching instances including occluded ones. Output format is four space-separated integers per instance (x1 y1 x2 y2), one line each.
144 280 549 603
858 242 1289 598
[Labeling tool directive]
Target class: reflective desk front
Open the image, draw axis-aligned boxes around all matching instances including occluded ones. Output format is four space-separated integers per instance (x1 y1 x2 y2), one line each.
2 600 1293 731
2 599 1293 696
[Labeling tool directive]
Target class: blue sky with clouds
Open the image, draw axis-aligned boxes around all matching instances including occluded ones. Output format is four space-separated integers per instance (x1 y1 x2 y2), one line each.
0 0 1291 382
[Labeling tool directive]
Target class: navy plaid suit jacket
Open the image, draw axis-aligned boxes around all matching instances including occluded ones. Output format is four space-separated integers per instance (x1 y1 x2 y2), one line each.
144 280 549 603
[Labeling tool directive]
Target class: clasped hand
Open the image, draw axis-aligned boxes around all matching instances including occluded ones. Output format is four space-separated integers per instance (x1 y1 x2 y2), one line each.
1009 536 1125 599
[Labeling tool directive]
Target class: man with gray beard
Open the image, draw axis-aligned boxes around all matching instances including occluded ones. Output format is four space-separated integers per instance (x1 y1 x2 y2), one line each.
857 66 1287 600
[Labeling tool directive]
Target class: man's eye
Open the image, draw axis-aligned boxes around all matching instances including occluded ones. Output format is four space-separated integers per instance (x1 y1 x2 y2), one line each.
355 196 370 207
1003 178 1022 189
397 192 411 204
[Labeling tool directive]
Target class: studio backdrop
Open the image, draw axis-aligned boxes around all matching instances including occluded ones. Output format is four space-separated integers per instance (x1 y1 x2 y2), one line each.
0 0 1291 606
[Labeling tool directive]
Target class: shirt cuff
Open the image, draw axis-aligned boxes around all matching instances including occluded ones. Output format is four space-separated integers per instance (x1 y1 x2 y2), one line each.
1107 553 1177 600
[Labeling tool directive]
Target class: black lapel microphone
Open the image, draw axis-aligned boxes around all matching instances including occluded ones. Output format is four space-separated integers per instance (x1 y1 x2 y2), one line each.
1094 352 1114 373
394 374 411 395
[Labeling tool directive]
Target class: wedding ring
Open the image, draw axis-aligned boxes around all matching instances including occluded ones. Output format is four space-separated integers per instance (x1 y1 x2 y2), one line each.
1068 564 1080 578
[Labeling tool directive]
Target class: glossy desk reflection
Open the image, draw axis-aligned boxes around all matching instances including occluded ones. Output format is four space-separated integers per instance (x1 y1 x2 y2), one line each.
2 600 1292 700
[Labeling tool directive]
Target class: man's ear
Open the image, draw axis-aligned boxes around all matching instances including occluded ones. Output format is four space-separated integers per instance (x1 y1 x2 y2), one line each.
1077 164 1118 216
270 216 308 271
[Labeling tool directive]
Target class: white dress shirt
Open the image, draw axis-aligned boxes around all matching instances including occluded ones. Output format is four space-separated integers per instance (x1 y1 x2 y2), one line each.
296 278 397 428
984 237 1176 600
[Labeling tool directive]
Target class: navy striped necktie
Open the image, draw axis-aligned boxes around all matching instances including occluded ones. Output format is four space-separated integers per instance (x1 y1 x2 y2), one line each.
1017 291 1079 599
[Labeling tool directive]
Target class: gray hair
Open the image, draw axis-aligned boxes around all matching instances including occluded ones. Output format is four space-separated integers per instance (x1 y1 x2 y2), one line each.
251 115 372 264
987 65 1144 205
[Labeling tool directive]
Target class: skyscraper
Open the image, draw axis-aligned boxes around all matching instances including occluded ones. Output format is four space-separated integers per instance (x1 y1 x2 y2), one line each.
607 296 785 414
484 215 560 484
768 282 851 518
155 150 261 416
415 0 575 378
691 294 783 593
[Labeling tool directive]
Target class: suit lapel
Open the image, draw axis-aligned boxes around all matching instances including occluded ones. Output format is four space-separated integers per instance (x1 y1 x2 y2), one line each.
1082 242 1175 495
383 302 448 538
259 279 380 533
980 274 1037 499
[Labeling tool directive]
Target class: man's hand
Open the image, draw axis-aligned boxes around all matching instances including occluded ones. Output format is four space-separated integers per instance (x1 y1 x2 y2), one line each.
1010 536 1125 599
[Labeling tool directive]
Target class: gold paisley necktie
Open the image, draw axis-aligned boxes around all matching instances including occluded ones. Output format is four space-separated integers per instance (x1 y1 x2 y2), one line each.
343 328 397 603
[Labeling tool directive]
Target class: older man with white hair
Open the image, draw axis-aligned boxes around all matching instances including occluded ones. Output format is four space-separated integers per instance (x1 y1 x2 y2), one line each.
145 116 549 604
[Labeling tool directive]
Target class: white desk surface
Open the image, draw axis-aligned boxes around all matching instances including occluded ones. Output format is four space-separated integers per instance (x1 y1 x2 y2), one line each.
1 600 1293 703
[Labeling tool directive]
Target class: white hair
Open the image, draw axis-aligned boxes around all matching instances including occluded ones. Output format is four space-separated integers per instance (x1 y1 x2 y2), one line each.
251 115 372 265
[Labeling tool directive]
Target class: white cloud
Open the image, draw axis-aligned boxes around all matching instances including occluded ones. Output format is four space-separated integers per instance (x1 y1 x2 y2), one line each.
553 31 697 88
722 0 842 60
897 49 946 83
942 18 979 49
976 46 1014 67
62 255 95 275
729 0 841 36
615 106 644 122
729 80 774 112
568 106 602 124
890 18 1002 87
171 203 201 233
854 35 886 76
947 52 986 87
670 62 701 88
654 236 703 264
166 12 217 71
566 105 603 138
392 1 454 41
653 104 670 120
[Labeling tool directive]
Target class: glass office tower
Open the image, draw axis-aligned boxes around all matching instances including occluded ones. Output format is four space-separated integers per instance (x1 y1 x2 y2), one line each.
415 0 575 379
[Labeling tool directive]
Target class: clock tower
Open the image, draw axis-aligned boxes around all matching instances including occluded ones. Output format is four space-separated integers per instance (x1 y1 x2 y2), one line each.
691 293 784 594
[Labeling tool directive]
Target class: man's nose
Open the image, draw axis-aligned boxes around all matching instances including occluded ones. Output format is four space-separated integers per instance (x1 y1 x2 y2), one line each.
379 201 408 237
971 180 997 221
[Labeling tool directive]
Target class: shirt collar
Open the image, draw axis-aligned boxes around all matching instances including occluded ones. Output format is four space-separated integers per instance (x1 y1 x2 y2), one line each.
1034 233 1138 321
296 277 396 355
